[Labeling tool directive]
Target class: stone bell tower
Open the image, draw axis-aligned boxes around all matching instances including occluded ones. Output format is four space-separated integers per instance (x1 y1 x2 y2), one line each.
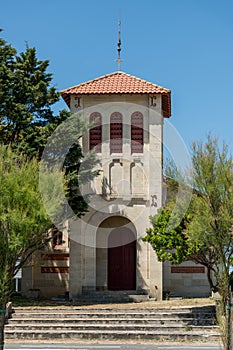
61 71 171 300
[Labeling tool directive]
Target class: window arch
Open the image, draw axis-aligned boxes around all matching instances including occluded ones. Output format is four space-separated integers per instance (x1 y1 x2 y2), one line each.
110 112 123 154
131 112 143 153
89 112 102 152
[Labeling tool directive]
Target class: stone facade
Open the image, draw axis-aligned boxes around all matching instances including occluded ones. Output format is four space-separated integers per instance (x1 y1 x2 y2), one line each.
68 93 164 300
21 72 211 300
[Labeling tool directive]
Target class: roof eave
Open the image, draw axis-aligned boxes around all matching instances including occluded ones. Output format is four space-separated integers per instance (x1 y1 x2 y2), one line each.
61 91 171 118
61 90 171 118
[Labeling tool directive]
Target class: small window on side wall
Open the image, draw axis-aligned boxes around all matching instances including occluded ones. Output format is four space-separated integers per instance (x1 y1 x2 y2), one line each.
52 227 63 249
131 112 143 153
89 112 102 153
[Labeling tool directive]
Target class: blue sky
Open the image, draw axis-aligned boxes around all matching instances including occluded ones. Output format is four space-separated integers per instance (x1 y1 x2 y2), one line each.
1 0 233 152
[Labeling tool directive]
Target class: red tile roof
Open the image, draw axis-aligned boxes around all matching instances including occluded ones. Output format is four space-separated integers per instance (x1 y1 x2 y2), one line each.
61 71 171 117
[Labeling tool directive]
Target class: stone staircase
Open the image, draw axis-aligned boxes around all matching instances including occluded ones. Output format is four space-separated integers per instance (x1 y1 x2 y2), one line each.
5 304 220 342
75 290 152 303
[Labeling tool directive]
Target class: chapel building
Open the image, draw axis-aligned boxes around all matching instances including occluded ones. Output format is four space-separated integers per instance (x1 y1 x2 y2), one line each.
21 71 210 300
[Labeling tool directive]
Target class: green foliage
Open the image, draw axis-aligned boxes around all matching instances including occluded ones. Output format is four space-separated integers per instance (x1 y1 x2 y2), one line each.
145 135 233 349
0 145 55 304
0 32 100 350
40 111 101 218
188 136 233 277
17 109 71 159
0 38 59 145
64 143 100 216
0 34 100 218
144 134 233 296
143 203 192 264
187 137 233 350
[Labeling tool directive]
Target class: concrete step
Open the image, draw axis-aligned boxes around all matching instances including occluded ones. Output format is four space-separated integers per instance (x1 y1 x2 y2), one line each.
12 311 216 323
5 304 220 342
7 317 216 325
13 305 215 311
5 323 219 331
12 310 213 316
12 306 216 316
4 329 220 341
74 291 151 303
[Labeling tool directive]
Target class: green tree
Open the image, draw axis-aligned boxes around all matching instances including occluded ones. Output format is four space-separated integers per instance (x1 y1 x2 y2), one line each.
40 112 100 218
0 145 65 350
188 136 233 350
0 34 100 349
144 135 233 350
143 201 217 290
0 33 100 217
0 36 59 146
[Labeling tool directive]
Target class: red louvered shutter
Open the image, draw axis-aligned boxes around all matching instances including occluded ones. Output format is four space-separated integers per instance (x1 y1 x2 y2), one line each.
131 112 143 153
89 112 102 153
110 112 123 154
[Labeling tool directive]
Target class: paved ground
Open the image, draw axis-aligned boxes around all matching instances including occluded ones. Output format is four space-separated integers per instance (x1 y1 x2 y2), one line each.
4 342 224 350
12 297 215 309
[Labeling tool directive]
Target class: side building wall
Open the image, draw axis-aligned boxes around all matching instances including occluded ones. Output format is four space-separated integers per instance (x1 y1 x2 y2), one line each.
22 227 70 298
163 261 211 298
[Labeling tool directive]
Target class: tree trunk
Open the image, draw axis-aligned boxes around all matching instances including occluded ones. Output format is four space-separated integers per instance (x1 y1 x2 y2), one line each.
206 266 215 291
0 304 6 350
225 289 232 350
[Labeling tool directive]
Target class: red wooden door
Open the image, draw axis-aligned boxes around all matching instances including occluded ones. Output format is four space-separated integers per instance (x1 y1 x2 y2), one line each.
108 228 136 290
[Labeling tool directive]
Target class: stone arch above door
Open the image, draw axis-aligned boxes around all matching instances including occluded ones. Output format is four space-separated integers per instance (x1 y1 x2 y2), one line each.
96 216 136 248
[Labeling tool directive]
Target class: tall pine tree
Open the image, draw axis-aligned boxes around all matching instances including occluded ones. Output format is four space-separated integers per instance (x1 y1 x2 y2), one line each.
0 33 99 218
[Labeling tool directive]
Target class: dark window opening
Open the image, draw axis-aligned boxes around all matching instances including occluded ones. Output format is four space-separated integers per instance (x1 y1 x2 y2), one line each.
52 228 63 248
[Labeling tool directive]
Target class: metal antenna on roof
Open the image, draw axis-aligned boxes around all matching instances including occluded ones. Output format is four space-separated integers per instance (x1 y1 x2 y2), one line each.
116 18 123 71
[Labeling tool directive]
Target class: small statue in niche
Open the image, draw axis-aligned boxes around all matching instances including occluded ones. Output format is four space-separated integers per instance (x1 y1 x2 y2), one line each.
151 194 157 207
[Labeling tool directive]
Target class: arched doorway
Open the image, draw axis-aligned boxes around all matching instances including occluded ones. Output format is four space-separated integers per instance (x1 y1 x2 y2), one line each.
108 227 136 290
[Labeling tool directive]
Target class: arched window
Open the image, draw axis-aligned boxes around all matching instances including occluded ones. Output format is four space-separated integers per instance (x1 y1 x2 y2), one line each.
89 112 102 152
110 112 123 154
131 112 143 153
